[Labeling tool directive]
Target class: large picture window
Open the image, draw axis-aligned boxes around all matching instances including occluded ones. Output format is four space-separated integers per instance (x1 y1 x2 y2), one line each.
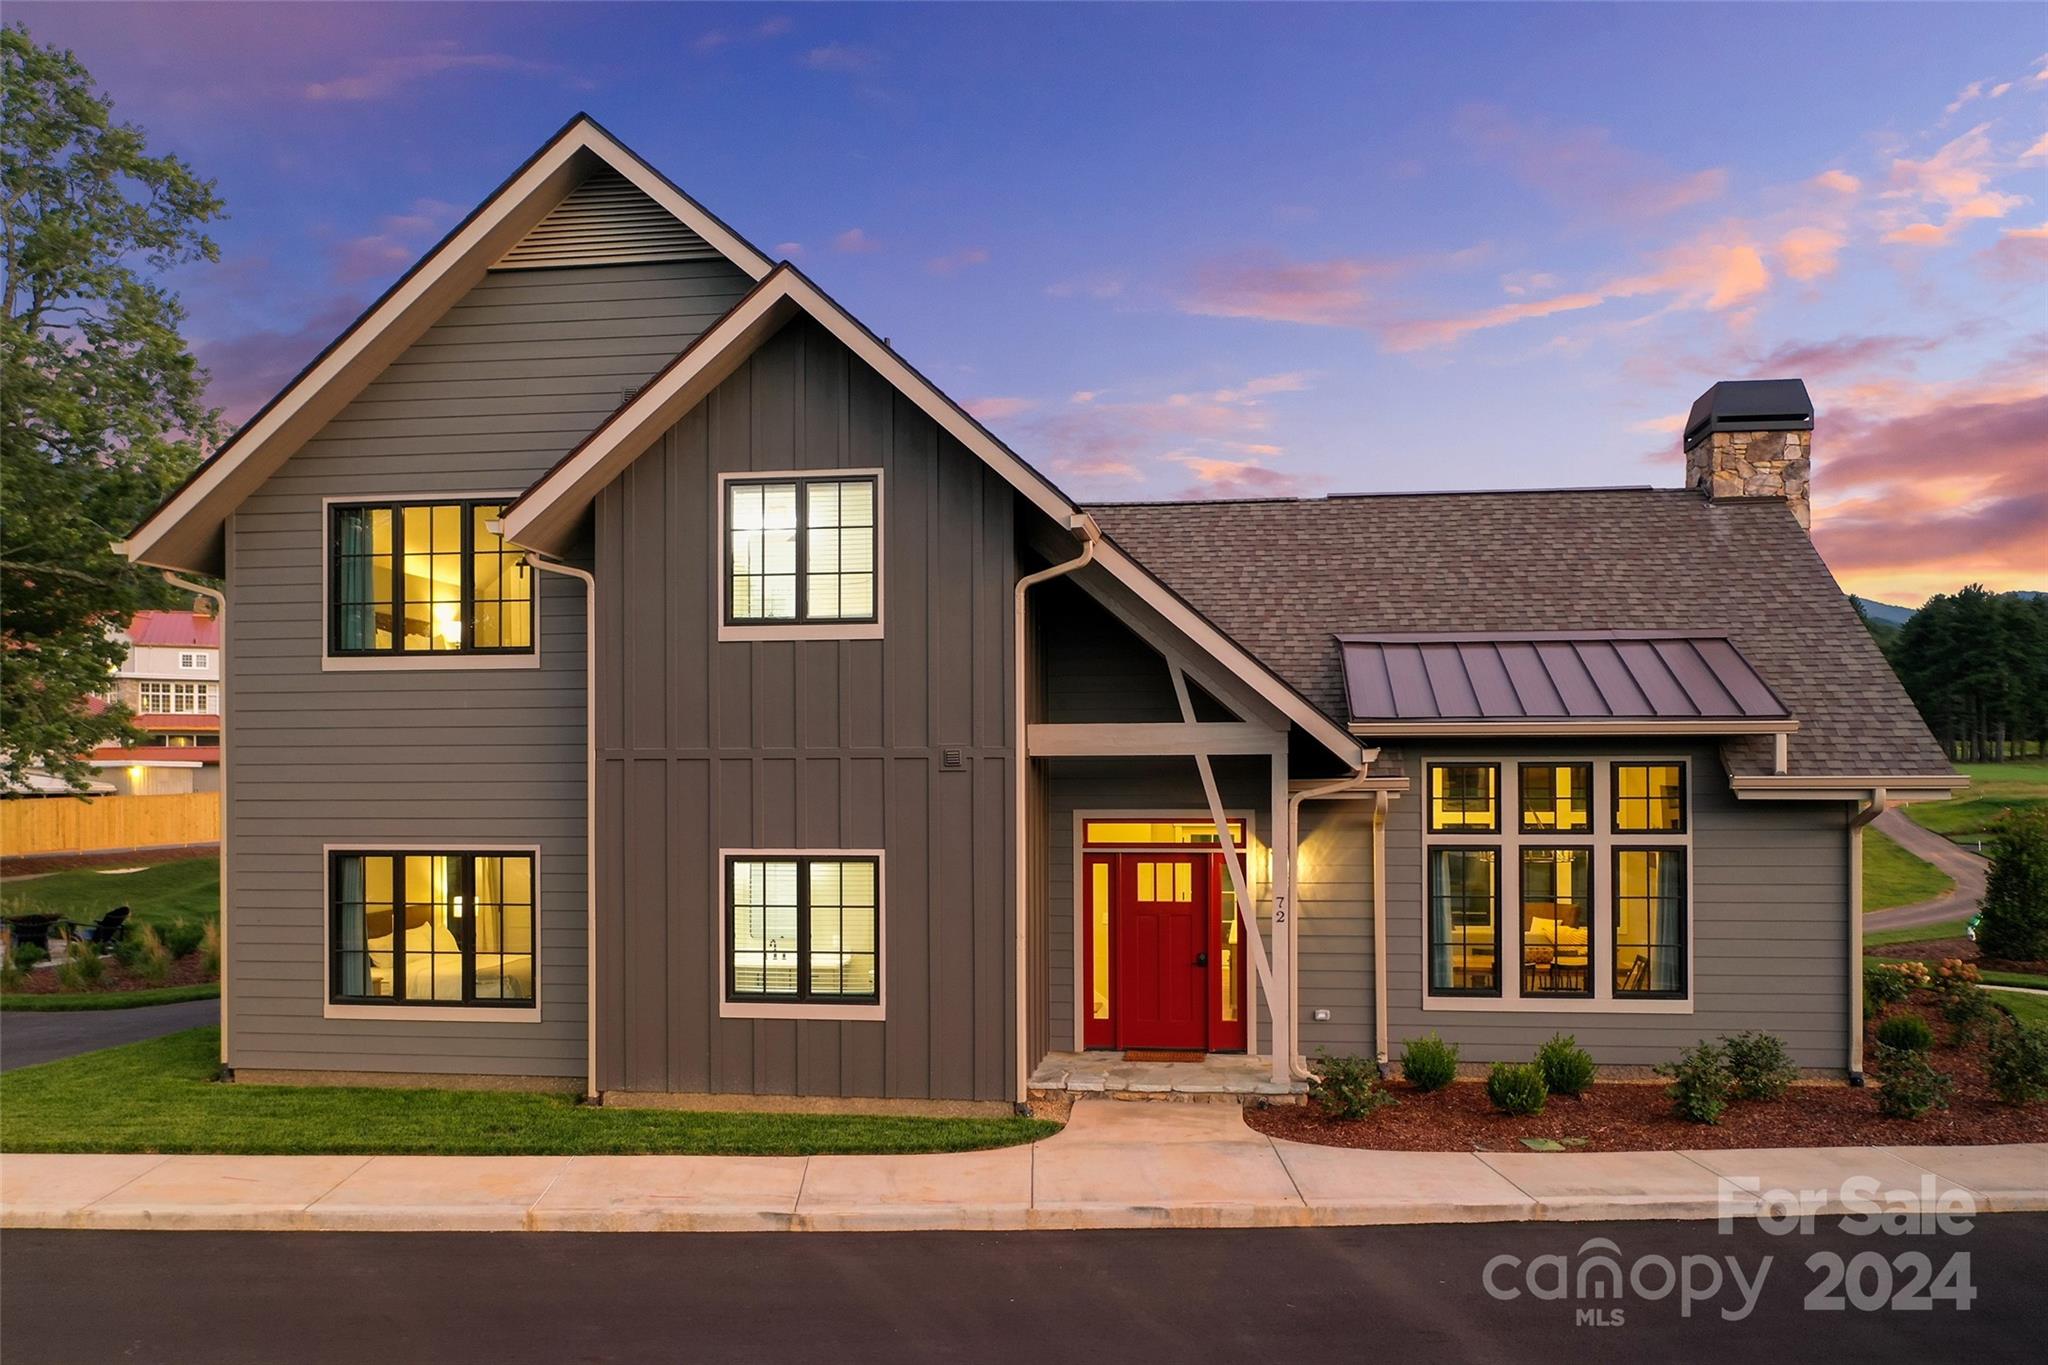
724 475 879 628
726 855 880 1006
329 500 533 656
330 851 535 1007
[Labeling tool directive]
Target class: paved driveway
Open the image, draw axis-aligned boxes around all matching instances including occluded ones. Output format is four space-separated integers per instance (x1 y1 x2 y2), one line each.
0 998 216 1072
1865 806 1988 932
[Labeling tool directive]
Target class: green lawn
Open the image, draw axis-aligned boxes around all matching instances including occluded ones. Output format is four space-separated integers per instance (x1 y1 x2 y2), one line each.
0 983 219 1012
0 857 218 932
1865 917 1970 949
0 1028 1059 1156
1994 991 2048 1030
1862 827 1955 912
1906 761 2048 845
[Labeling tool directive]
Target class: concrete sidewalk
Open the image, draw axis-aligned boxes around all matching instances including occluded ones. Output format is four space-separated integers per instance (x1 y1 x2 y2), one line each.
4 1101 2043 1233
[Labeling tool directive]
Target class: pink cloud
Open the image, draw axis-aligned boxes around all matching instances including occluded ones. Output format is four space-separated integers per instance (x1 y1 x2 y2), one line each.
1777 227 1846 281
831 228 879 254
1180 253 1393 326
304 44 554 101
1812 169 1863 195
1052 456 1144 483
965 396 1033 421
194 296 369 426
1981 223 2048 279
1880 123 2029 244
327 198 462 285
1169 455 1308 500
927 246 990 275
1455 104 1728 220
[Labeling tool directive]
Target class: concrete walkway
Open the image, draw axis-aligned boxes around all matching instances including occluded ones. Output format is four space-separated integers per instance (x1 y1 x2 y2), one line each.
1866 806 1988 932
4 1100 2043 1233
0 997 219 1073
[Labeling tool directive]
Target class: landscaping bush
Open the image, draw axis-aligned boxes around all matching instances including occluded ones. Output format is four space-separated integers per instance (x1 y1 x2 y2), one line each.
1658 1041 1730 1124
1533 1033 1595 1098
1875 1013 1934 1052
55 932 104 990
1977 808 2048 962
10 941 47 971
0 956 19 993
1484 1062 1547 1116
127 926 173 985
1309 1051 1396 1120
1873 1043 1952 1119
1863 961 1913 1015
1400 1031 1460 1092
1722 1030 1799 1102
200 919 220 977
1986 1019 2048 1106
1941 984 1999 1047
112 931 151 971
1930 958 1980 996
162 919 207 960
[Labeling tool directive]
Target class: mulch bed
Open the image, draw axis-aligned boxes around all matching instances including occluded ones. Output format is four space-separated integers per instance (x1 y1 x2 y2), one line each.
1246 1000 2048 1153
3 952 216 997
1866 936 2048 976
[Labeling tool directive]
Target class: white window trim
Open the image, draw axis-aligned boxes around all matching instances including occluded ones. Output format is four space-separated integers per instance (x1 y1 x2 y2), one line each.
319 492 542 671
717 847 886 1021
715 469 885 643
1420 756 1695 1016
321 842 543 1022
179 651 211 670
138 681 214 714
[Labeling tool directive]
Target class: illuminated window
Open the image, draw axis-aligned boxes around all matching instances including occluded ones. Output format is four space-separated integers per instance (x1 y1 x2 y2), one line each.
330 851 534 1006
725 476 878 625
1428 763 1499 832
1082 819 1246 848
1090 861 1111 1022
1613 763 1686 832
1520 764 1591 833
1428 848 1499 995
727 856 880 1004
1520 848 1591 998
1614 849 1686 997
138 681 213 714
330 500 532 656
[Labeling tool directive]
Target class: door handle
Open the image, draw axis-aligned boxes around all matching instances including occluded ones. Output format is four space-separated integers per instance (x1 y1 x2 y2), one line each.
1194 952 1208 967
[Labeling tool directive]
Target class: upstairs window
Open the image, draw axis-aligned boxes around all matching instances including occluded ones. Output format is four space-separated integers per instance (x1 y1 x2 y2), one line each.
724 475 879 629
329 500 533 656
178 651 211 670
138 681 213 714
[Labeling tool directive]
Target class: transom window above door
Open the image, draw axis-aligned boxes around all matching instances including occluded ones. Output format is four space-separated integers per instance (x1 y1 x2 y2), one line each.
720 473 882 640
328 499 533 661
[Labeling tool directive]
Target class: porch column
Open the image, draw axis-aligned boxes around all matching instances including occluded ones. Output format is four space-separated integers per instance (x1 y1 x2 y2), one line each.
1269 752 1293 1087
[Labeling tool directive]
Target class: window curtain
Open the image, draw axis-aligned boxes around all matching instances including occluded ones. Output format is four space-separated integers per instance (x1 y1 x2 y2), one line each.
1649 851 1685 993
337 510 375 651
338 856 368 997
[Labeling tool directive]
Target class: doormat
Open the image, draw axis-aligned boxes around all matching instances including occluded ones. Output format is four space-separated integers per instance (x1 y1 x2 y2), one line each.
1122 1050 1206 1063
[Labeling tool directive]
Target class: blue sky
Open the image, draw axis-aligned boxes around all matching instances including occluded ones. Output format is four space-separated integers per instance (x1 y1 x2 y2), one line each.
15 1 2045 603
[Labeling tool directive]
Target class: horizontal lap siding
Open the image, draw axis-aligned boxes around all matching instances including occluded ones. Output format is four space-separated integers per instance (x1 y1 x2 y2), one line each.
1382 741 1852 1069
225 260 754 1078
595 317 1017 1102
1296 802 1374 1057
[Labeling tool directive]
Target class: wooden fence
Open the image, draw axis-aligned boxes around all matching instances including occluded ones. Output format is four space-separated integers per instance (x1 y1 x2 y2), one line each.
1 792 221 856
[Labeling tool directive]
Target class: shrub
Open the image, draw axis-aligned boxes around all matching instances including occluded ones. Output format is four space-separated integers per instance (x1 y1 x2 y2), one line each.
1400 1031 1460 1092
55 932 104 990
1986 1019 2048 1106
1485 1062 1547 1116
1863 961 1913 1015
162 919 207 960
200 919 221 977
1874 1043 1952 1119
1533 1033 1595 1098
1978 808 2048 962
1930 958 1980 996
127 926 173 985
1658 1041 1730 1124
1875 1013 1934 1052
1723 1030 1799 1102
112 930 151 971
1941 984 1999 1047
0 956 19 993
1309 1051 1397 1120
10 940 48 971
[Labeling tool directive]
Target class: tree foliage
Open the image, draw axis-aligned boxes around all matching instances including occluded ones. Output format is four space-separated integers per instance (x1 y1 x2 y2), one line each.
1886 587 2048 762
1978 808 2048 962
1 23 222 790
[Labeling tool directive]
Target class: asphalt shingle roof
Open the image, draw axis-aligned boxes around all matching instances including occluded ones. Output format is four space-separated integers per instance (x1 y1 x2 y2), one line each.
1086 488 1953 780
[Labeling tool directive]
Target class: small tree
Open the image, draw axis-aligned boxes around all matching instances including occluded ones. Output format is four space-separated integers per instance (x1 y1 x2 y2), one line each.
1978 809 2048 962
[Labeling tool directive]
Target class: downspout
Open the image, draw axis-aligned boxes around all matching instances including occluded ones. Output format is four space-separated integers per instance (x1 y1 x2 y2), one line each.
1847 788 1886 1085
1283 768 1378 1079
1013 514 1100 1103
1371 790 1390 1070
519 548 601 1103
161 571 228 1069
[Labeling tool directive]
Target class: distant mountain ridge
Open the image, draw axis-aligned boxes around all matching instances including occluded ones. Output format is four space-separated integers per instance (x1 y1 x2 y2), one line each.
1849 591 2041 630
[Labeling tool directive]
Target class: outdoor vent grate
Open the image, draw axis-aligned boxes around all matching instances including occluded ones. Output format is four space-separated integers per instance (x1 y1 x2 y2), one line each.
492 169 722 270
941 748 965 771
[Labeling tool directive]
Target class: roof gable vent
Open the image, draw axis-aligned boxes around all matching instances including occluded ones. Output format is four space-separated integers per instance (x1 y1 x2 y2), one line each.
493 169 722 270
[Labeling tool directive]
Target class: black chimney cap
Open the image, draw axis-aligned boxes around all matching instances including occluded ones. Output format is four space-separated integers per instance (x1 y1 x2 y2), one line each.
1683 378 1813 451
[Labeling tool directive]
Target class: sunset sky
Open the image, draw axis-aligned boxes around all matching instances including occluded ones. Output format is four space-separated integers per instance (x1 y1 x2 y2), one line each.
16 1 2045 606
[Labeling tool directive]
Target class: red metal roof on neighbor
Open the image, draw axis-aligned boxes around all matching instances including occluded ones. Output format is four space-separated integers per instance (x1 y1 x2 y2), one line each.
1337 632 1790 723
128 610 220 648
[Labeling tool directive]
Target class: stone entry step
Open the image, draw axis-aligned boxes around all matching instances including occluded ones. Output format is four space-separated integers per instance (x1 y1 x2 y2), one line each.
1027 1051 1307 1105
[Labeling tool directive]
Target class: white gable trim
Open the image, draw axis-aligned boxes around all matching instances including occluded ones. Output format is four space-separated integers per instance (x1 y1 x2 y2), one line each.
120 116 772 575
500 266 1365 767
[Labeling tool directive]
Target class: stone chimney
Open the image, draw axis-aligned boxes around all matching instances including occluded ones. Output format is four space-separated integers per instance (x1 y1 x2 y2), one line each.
1683 378 1814 529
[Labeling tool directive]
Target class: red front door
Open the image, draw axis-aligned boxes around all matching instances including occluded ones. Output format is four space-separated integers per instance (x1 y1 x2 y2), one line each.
1113 854 1209 1050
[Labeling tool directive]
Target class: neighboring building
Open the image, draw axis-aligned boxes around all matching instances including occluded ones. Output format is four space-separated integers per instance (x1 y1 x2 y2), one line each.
93 610 223 795
118 117 1960 1106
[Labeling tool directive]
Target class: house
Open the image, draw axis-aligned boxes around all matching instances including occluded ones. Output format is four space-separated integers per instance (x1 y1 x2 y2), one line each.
91 609 224 796
118 117 1960 1110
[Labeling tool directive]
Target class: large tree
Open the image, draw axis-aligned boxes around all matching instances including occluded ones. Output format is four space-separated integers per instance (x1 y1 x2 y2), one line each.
2 23 223 791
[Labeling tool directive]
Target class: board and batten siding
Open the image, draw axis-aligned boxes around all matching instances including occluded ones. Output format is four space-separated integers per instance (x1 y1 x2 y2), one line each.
592 315 1018 1102
1381 741 1853 1069
223 258 755 1078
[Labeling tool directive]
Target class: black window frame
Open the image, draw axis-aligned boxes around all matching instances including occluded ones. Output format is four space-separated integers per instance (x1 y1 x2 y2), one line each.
1610 760 1688 834
327 498 534 658
1518 845 1595 999
724 855 882 1005
722 476 880 628
1426 761 1502 834
1611 845 1688 1000
327 849 536 1009
1518 762 1594 834
1425 845 1503 998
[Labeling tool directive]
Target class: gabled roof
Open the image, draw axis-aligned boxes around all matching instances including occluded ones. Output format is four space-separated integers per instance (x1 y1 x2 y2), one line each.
499 263 1366 767
127 610 221 649
1089 490 1958 784
120 114 772 575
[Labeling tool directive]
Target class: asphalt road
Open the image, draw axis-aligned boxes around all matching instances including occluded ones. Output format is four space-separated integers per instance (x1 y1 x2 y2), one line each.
4 1216 2040 1364
0 998 216 1071
1866 806 1988 932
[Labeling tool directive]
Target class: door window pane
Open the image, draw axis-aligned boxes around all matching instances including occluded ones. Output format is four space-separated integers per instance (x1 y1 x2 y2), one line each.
1091 861 1111 1021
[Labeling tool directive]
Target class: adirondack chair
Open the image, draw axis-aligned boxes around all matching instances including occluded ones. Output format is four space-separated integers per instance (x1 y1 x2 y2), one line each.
63 906 132 948
3 914 59 953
